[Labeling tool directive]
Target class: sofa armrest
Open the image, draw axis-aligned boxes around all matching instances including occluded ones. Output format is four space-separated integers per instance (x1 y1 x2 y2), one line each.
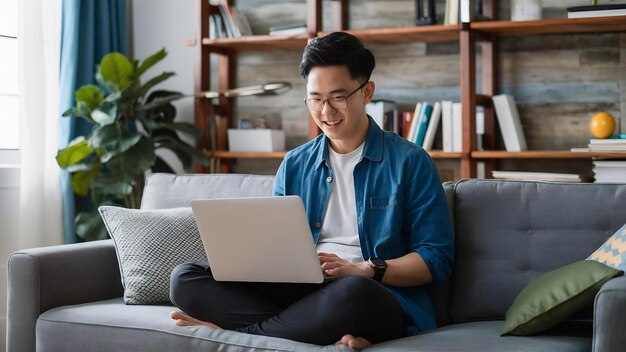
593 276 626 352
7 239 123 352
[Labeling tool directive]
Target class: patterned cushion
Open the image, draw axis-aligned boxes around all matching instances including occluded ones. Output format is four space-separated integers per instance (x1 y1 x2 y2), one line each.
99 206 207 304
589 223 626 271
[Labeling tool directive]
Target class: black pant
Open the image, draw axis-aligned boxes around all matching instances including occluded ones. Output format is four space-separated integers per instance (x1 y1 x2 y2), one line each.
170 261 405 345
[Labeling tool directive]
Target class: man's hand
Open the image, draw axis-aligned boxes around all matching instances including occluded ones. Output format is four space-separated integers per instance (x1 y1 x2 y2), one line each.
318 252 374 278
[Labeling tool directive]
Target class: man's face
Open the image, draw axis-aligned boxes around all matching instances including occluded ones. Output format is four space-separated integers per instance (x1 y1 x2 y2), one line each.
305 65 374 153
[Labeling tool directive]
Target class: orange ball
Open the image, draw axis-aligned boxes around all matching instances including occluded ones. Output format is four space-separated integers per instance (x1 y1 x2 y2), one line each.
589 112 616 139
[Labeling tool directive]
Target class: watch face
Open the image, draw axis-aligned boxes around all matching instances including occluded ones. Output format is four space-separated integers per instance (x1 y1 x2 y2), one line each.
370 258 387 268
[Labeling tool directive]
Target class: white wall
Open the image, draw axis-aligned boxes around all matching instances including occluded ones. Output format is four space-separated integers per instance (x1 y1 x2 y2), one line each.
130 0 196 173
0 166 20 352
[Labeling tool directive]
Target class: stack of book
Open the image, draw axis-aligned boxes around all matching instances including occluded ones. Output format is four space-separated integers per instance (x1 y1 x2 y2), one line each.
567 4 626 19
403 101 443 151
593 160 626 183
588 138 626 152
492 170 589 183
209 0 253 39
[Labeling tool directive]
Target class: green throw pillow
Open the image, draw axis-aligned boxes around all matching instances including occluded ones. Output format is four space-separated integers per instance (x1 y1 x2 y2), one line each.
501 260 623 336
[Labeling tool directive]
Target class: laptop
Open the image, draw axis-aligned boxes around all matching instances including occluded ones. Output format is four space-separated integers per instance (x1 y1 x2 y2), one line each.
190 196 324 284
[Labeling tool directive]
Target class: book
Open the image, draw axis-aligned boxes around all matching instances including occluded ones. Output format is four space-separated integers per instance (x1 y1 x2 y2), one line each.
366 100 397 132
452 102 462 152
269 24 307 36
476 106 484 151
492 94 527 152
567 4 626 18
588 138 626 151
423 102 442 151
402 111 415 140
407 102 423 142
415 103 433 146
593 160 626 183
232 7 253 36
441 101 454 152
217 3 237 37
492 170 589 183
447 0 459 25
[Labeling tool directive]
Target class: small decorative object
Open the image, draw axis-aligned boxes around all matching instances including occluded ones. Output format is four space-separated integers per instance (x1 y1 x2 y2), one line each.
589 112 616 139
415 0 436 25
511 0 542 21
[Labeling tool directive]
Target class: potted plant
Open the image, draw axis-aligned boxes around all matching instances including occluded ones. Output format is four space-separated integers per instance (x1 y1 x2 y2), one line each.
57 48 209 241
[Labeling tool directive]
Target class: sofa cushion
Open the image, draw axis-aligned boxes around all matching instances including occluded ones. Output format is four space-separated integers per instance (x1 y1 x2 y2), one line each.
36 298 349 352
99 206 207 304
141 173 275 209
589 223 626 271
367 320 591 352
501 260 622 336
451 179 626 323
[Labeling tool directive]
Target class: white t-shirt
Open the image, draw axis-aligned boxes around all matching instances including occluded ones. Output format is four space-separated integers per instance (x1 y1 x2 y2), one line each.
316 143 364 263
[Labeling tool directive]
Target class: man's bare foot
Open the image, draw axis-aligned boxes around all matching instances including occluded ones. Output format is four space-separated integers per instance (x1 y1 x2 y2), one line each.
170 311 222 330
336 334 372 350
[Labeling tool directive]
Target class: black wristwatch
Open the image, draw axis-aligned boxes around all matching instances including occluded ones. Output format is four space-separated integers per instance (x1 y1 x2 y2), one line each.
367 258 387 282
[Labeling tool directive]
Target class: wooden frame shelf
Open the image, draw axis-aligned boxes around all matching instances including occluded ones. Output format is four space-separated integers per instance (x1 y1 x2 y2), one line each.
471 16 626 36
326 25 460 44
193 0 626 178
201 34 309 53
472 150 626 159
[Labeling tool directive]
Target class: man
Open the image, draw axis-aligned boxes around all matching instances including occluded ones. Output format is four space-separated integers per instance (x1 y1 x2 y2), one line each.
170 32 453 349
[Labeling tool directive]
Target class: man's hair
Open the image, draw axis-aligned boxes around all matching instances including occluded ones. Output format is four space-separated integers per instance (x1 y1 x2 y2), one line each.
299 32 375 81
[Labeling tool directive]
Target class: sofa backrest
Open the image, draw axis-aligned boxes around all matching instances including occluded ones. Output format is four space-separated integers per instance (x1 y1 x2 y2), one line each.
141 173 275 209
450 179 626 324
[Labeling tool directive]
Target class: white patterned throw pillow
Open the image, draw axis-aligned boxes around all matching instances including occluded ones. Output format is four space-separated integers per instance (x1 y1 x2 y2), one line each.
99 206 207 304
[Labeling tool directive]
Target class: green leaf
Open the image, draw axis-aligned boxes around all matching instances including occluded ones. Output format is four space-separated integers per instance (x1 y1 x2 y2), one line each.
76 211 109 241
91 178 133 196
137 92 184 112
66 159 98 173
107 137 156 181
99 52 134 91
150 122 201 142
89 124 142 153
63 102 95 123
91 101 118 125
75 85 105 110
155 135 210 167
71 164 101 196
137 48 167 77
56 139 94 168
138 71 176 98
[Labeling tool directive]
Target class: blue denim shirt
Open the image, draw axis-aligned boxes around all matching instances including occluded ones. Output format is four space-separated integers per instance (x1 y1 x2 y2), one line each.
274 117 454 336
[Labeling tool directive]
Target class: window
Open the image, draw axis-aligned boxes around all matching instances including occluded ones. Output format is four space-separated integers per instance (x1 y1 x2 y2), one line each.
0 0 19 150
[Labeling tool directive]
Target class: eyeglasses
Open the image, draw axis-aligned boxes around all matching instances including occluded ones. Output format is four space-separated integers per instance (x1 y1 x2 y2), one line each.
303 81 368 112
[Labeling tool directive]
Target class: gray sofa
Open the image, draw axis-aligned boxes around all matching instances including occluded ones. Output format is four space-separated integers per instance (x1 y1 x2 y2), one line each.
7 173 626 351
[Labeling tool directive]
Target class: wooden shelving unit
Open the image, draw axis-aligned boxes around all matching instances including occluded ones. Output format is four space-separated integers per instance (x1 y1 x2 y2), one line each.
192 0 626 178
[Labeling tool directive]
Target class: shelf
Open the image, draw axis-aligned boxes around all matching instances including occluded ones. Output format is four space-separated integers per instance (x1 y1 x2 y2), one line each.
324 25 460 44
472 150 626 159
201 34 309 52
471 16 626 36
427 150 463 159
209 151 287 159
209 150 461 160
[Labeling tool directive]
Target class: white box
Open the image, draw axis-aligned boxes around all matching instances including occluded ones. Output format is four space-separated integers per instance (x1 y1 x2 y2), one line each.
227 129 285 152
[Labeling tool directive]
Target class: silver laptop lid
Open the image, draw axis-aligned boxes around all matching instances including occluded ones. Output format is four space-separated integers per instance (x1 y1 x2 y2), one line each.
191 196 324 284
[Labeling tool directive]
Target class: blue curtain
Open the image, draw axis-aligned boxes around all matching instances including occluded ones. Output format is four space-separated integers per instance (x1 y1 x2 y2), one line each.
59 0 126 243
